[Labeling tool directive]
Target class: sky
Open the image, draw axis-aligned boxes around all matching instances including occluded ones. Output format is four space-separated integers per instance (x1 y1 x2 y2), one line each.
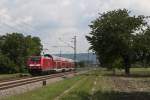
0 0 150 54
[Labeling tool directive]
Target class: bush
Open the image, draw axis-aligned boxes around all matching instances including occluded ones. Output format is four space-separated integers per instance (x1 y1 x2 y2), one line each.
0 53 17 74
0 33 42 74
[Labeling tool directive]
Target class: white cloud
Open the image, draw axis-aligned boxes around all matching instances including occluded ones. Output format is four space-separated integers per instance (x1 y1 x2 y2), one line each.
0 0 150 53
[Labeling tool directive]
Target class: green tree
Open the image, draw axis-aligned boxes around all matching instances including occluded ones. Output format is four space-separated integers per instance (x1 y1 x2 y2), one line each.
133 28 150 67
24 36 42 56
86 9 147 74
1 33 25 72
0 33 42 73
0 53 17 74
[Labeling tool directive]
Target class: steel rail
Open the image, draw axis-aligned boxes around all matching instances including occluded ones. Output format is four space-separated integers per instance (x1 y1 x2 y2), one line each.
0 72 74 90
0 76 31 83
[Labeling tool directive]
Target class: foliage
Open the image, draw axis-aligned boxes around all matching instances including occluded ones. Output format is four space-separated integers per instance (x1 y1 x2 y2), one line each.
0 53 16 74
0 33 42 73
133 28 150 66
112 57 124 70
86 9 148 74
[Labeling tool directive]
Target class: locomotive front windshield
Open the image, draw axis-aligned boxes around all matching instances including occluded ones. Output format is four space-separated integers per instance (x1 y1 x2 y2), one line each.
30 57 41 63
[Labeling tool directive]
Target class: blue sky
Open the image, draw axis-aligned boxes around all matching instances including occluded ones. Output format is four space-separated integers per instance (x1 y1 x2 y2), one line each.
0 0 150 54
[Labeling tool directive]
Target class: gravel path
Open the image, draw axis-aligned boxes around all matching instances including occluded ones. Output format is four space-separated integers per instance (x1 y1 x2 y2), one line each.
111 76 150 92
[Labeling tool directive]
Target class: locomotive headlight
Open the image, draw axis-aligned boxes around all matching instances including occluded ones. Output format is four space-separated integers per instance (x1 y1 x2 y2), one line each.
36 64 41 66
29 64 41 66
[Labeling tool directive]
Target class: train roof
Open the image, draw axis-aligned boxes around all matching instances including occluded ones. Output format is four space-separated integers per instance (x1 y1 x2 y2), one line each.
44 54 74 62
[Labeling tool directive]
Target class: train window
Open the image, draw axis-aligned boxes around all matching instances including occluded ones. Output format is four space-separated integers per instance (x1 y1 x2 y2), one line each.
30 57 40 62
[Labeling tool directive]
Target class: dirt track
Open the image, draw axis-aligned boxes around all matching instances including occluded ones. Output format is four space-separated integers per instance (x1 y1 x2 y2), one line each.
111 76 150 92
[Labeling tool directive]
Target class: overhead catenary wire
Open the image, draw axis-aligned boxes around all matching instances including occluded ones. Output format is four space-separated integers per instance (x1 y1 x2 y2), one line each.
0 15 43 36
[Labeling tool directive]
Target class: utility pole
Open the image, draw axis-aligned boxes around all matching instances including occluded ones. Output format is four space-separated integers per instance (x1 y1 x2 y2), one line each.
56 36 77 66
51 46 62 57
60 49 62 57
72 36 77 67
42 48 48 55
88 49 90 66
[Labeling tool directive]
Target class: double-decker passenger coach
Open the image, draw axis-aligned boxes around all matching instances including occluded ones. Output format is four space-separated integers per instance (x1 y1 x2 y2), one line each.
27 54 75 75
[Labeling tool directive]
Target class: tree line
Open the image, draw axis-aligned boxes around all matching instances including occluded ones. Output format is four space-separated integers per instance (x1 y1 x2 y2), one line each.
86 9 150 74
0 33 42 74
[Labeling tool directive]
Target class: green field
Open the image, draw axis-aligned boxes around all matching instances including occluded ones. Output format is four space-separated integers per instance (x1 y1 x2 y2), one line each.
2 68 150 100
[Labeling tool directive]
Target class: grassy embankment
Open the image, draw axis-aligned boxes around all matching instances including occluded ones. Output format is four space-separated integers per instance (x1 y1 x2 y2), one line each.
0 74 22 81
2 74 85 100
3 68 150 100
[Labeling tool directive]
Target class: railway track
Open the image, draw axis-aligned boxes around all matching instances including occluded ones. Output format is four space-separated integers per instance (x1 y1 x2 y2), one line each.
0 71 75 90
0 76 32 83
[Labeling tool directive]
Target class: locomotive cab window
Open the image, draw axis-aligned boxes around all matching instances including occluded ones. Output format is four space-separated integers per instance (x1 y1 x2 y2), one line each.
30 57 41 63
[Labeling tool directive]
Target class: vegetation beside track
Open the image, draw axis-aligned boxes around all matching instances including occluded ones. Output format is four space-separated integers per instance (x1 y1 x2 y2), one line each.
2 68 150 100
0 74 23 81
2 74 85 100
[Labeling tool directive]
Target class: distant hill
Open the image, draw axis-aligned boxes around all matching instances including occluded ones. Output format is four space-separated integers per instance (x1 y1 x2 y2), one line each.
53 53 97 64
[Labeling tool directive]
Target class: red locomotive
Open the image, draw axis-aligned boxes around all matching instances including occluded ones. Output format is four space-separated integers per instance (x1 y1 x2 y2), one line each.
27 54 75 75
